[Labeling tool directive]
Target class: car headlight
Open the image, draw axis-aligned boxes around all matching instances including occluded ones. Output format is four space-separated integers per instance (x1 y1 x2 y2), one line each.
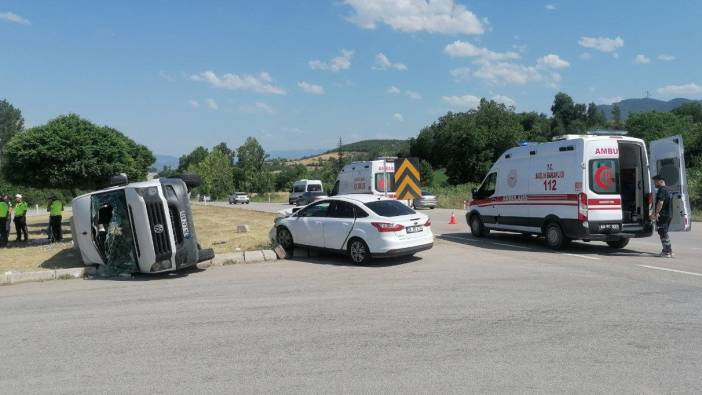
150 259 172 272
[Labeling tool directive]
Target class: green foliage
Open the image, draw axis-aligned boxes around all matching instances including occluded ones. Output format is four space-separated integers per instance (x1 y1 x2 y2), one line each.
429 183 476 209
418 159 433 187
611 104 623 129
193 149 234 200
178 146 208 172
325 139 410 158
0 99 24 154
672 102 702 123
275 163 307 191
236 137 268 192
625 111 702 167
0 176 74 207
2 114 154 192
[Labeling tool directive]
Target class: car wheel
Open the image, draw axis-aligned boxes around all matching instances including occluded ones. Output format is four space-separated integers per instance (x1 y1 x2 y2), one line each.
348 238 371 265
470 214 489 237
606 238 630 249
277 227 294 256
545 222 569 250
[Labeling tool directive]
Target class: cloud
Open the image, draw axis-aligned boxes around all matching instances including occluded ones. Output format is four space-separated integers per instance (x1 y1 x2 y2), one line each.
158 71 176 82
191 70 286 95
536 54 570 69
578 36 624 52
386 86 401 94
188 100 200 108
0 11 30 25
545 4 557 10
656 83 702 96
297 81 325 95
206 98 219 110
372 53 407 71
657 54 676 61
393 113 404 122
442 94 481 109
491 95 516 107
309 49 354 72
405 90 422 100
449 67 472 82
634 54 651 64
444 40 519 61
473 60 541 85
580 52 593 60
239 101 275 114
598 96 623 105
344 0 486 35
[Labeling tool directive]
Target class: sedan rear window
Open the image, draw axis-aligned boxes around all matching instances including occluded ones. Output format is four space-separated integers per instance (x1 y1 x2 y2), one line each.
365 200 415 217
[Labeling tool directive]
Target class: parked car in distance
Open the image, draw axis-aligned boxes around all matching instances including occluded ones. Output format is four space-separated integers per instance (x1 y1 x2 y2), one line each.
273 195 433 264
229 192 250 205
413 190 438 209
295 191 327 206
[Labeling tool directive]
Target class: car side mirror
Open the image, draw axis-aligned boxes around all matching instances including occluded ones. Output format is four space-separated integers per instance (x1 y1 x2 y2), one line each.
472 187 479 197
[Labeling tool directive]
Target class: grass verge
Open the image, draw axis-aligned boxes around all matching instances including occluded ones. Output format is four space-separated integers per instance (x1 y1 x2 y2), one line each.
0 204 276 273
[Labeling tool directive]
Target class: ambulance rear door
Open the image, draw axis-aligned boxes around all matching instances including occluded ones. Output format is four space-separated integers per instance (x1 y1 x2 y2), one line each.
649 135 691 231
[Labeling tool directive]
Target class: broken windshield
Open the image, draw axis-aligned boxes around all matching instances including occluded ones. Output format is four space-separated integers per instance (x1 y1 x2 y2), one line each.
91 190 138 274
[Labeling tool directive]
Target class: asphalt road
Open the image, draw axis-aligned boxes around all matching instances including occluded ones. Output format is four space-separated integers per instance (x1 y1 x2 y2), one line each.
2 204 701 393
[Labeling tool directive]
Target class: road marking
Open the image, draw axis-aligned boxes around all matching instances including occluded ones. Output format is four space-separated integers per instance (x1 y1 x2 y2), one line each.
638 265 702 277
559 253 601 260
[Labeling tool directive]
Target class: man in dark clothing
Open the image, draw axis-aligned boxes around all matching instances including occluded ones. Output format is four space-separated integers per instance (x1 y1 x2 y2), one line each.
650 175 673 258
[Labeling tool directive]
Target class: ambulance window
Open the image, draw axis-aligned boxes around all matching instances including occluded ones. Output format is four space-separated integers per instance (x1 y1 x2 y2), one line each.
477 173 497 197
657 158 680 187
375 173 396 192
589 159 620 194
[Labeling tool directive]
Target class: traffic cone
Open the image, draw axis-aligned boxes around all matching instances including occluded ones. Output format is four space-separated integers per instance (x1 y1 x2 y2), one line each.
449 210 457 225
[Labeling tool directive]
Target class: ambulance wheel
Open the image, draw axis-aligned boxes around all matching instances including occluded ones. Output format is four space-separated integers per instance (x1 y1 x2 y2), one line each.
606 238 630 249
545 222 569 250
470 215 490 237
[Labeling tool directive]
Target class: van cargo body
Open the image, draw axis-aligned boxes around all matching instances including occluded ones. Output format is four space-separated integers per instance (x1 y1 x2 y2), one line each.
71 178 213 273
467 134 691 249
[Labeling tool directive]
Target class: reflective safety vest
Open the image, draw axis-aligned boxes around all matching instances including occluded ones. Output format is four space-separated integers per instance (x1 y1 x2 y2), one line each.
14 202 28 217
49 200 63 216
0 201 9 218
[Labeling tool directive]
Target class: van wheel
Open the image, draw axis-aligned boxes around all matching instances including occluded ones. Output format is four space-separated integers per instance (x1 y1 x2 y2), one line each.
606 238 630 249
348 238 371 265
545 222 569 250
470 215 490 237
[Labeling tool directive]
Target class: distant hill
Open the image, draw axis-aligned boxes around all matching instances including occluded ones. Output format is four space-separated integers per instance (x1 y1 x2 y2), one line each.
323 139 410 156
268 149 326 160
152 154 179 171
597 98 701 120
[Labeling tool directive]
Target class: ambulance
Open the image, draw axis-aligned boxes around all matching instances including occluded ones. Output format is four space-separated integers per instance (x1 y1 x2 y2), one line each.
467 132 691 249
330 158 396 198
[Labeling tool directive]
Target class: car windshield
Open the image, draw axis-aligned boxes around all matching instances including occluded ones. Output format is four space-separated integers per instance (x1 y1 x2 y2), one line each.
236 192 247 196
90 190 138 274
365 200 415 217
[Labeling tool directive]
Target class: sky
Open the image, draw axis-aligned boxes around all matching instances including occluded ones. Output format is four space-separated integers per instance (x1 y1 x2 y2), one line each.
1 0 701 156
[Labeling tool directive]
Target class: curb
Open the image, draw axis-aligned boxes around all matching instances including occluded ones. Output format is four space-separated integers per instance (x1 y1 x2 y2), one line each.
1 267 94 286
210 249 279 266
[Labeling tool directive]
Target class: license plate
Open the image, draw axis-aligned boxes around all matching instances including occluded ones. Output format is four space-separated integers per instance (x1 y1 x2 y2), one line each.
406 226 423 234
598 224 620 232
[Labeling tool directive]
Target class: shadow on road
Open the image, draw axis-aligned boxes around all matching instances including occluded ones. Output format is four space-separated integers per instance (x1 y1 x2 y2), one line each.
438 231 654 257
289 248 421 267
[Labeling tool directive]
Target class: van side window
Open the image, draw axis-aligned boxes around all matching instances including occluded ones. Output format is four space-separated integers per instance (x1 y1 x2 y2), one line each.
307 184 322 192
476 173 497 197
293 185 305 193
589 159 620 194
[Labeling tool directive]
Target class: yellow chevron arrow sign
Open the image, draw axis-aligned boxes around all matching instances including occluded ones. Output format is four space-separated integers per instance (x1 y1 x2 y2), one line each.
394 158 421 200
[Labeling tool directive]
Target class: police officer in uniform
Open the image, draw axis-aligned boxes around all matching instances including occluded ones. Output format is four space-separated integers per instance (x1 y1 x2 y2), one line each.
47 195 64 242
650 175 673 258
13 194 29 242
0 193 10 247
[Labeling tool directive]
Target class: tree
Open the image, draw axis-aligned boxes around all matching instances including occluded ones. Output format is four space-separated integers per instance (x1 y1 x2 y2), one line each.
418 160 434 187
586 102 607 128
194 149 234 199
178 146 209 172
611 104 622 129
672 102 702 123
0 99 24 154
550 92 587 134
337 137 344 172
212 142 236 165
2 114 154 193
236 137 268 192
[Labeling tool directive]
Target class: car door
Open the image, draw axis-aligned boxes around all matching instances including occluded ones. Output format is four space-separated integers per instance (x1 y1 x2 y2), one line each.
649 135 691 231
324 200 356 250
293 201 330 247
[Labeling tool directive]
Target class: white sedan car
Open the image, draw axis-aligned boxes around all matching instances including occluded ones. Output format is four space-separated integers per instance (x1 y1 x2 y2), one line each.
273 194 433 264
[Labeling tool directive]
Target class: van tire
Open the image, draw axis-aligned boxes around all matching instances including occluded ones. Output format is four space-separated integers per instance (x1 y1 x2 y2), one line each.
544 222 569 250
175 174 202 190
470 215 490 237
606 238 630 249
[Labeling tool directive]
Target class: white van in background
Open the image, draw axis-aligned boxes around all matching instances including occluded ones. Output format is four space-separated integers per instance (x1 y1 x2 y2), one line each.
331 158 396 198
467 132 691 249
289 179 324 205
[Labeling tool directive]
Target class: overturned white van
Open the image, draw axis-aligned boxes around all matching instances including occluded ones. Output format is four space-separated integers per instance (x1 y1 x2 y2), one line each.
467 132 691 249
